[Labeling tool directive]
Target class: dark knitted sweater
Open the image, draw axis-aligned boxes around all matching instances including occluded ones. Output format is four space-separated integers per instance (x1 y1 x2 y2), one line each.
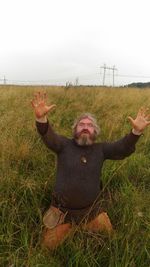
36 121 140 223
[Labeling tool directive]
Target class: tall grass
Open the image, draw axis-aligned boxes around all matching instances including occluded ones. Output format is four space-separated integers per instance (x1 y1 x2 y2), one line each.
0 85 150 267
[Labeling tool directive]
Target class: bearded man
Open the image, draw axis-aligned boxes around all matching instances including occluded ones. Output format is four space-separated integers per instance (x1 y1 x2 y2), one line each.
31 92 150 250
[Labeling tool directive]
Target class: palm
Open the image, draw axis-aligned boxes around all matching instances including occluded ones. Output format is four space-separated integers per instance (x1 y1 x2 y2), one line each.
31 92 56 118
128 107 150 132
34 101 50 118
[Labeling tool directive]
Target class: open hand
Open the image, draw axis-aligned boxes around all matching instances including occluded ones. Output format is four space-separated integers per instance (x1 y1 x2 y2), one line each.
128 107 150 133
31 91 56 119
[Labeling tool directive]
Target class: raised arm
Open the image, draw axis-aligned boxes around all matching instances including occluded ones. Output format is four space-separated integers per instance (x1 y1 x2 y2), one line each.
103 107 150 160
31 91 65 153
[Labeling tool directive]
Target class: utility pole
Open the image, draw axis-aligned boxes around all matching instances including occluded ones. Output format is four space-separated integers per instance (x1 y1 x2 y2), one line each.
112 65 117 87
101 64 106 86
101 64 117 86
75 77 79 86
4 75 6 85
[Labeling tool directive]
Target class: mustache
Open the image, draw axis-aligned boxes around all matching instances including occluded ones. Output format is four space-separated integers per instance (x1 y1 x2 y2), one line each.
79 129 91 135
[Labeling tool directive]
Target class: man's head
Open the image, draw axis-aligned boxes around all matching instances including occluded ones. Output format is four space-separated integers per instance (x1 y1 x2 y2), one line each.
72 113 100 146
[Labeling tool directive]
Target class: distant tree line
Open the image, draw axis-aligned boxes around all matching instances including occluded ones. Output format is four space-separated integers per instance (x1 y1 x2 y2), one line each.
127 82 150 88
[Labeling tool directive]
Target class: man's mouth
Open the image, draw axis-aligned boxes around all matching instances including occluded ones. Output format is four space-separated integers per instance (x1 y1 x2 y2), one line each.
80 130 90 135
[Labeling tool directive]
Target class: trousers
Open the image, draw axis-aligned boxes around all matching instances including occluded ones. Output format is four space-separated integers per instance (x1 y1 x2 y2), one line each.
42 206 113 250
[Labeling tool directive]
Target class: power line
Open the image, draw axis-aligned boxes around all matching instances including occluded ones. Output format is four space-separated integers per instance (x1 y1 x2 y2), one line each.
116 74 150 79
1 69 150 86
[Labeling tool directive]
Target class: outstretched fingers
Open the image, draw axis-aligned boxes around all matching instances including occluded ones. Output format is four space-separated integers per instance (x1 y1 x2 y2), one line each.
47 104 57 112
31 91 56 117
144 113 150 120
142 108 149 118
127 116 134 123
31 91 47 107
36 91 42 101
137 107 149 118
43 92 47 102
31 99 36 109
137 107 143 117
33 91 44 103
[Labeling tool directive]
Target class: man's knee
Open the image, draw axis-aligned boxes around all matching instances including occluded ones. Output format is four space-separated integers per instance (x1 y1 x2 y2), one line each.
83 212 113 233
42 223 72 250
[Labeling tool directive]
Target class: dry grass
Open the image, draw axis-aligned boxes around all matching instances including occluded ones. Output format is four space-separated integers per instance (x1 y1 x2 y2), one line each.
0 85 150 267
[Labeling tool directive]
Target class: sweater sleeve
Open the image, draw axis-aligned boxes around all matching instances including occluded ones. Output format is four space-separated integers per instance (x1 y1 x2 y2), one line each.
36 120 65 153
102 131 141 160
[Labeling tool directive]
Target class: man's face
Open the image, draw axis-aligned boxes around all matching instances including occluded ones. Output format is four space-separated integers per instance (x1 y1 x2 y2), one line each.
74 117 96 145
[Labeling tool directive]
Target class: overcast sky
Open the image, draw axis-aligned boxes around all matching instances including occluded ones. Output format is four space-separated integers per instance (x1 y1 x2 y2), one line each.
0 0 150 86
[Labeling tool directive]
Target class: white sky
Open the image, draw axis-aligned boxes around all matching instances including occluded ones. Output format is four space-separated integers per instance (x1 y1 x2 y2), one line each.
0 0 150 86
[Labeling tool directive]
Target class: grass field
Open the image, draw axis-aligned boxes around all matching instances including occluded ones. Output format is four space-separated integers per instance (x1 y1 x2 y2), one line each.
0 85 150 267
